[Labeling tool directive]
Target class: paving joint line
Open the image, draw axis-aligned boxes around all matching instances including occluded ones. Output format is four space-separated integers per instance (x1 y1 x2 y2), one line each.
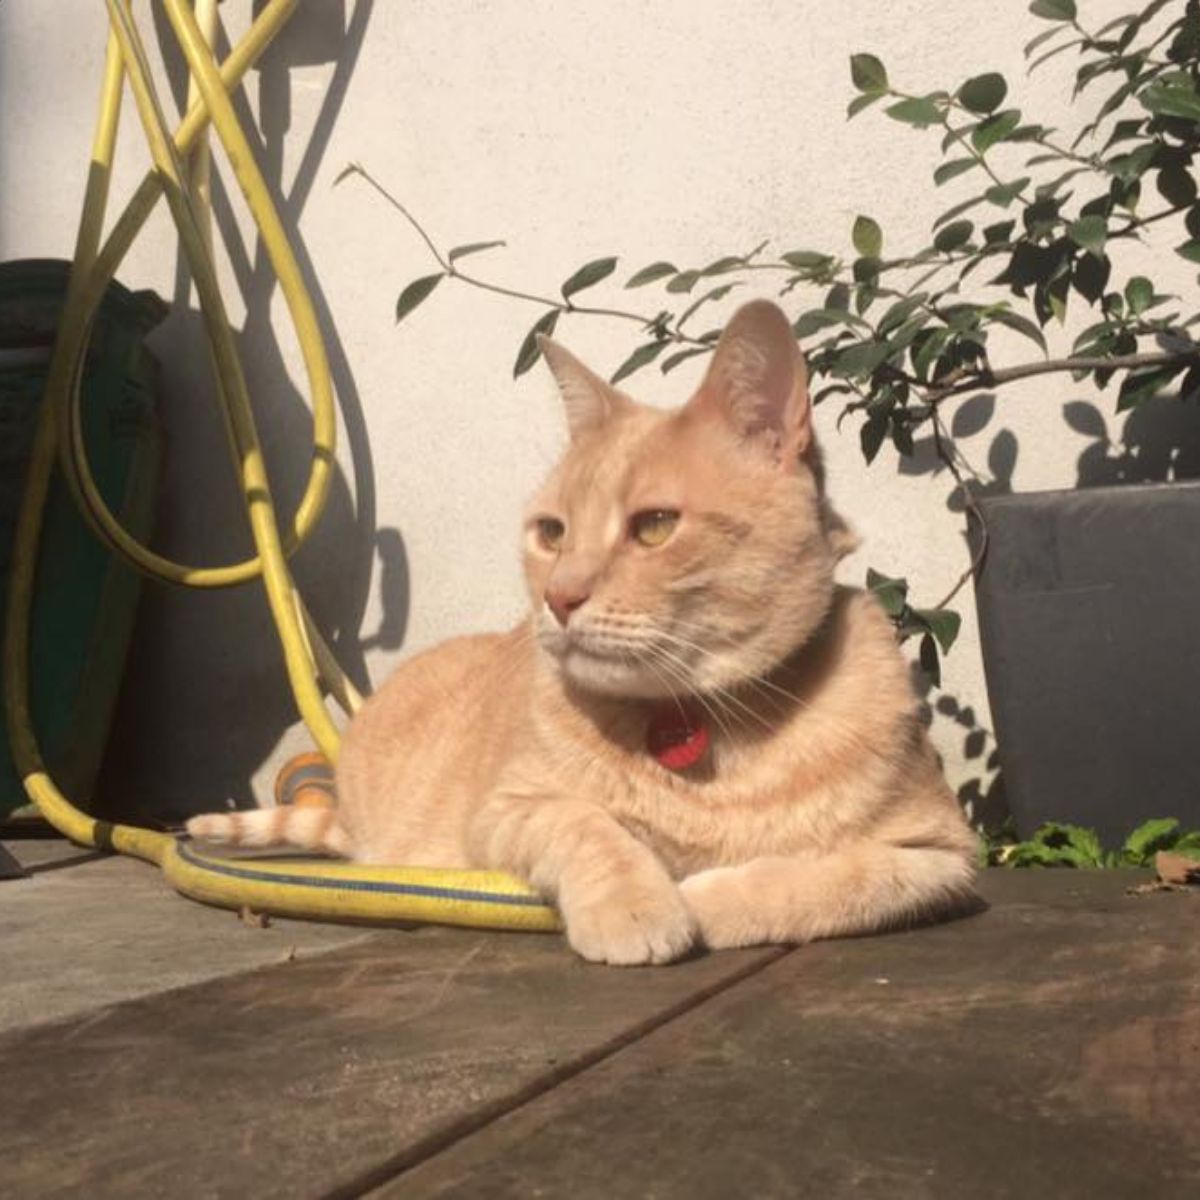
323 944 798 1199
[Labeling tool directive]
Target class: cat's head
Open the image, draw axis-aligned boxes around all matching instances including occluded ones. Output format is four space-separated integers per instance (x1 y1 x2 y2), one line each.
524 299 855 700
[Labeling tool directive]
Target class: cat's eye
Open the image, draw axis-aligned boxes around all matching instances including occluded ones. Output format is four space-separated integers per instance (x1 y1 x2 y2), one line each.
630 509 680 548
535 516 565 552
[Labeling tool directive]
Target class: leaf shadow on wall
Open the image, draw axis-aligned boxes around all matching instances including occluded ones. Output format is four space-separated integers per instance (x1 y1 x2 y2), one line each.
1066 392 1200 487
894 396 1017 829
95 1 399 824
912 665 1008 835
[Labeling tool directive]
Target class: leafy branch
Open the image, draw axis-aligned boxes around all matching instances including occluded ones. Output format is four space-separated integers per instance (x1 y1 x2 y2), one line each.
350 0 1200 685
335 162 713 378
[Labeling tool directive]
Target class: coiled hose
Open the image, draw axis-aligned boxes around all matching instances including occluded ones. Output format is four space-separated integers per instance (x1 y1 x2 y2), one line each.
2 0 559 933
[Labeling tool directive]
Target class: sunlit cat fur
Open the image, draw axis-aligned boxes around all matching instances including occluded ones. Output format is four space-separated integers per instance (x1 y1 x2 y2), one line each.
188 300 978 964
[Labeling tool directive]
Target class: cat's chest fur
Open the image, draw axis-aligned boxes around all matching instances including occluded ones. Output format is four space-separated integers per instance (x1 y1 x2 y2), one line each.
508 588 915 878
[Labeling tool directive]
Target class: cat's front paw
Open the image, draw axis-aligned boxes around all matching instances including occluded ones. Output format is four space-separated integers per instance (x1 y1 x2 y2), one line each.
559 872 695 966
679 866 758 950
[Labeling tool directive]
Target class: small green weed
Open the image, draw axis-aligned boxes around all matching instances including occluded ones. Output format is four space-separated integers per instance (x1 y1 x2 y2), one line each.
982 817 1200 868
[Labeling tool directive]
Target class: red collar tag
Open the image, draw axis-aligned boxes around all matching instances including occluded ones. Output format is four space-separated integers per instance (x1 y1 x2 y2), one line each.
646 702 710 771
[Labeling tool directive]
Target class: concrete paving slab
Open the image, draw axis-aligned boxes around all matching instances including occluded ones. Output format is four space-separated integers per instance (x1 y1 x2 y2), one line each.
3 868 1196 1199
3 836 107 872
0 925 781 1199
389 871 1200 1200
0 850 373 1033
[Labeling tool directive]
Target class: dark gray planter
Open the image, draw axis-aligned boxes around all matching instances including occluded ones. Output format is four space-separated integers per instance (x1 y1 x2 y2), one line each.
970 480 1200 847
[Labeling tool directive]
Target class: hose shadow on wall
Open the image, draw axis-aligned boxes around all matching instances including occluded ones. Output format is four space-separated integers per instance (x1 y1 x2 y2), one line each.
97 0 401 823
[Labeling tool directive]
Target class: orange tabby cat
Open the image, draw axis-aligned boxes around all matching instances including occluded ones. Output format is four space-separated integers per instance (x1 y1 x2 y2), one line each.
188 300 978 964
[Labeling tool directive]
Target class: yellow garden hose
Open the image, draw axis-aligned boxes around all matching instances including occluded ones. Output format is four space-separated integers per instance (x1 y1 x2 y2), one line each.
2 1 559 933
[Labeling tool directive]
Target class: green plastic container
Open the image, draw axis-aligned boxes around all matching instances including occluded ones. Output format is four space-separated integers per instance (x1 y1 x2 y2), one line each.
0 260 164 815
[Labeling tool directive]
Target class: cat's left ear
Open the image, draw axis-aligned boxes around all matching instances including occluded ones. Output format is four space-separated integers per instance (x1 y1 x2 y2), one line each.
692 300 812 467
537 335 630 440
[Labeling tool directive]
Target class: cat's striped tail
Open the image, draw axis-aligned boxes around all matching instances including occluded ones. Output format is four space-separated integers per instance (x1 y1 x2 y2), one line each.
185 807 351 857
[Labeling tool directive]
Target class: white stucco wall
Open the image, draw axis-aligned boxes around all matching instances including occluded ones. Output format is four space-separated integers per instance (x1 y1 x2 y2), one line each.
2 0 1190 822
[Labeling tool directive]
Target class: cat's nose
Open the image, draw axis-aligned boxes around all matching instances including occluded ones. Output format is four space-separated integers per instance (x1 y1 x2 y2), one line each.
546 588 589 627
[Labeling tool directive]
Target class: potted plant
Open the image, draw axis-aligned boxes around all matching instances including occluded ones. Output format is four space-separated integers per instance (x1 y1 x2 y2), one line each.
346 0 1200 846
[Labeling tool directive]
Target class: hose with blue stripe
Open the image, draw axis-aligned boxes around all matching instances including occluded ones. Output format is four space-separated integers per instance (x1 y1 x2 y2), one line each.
2 0 560 934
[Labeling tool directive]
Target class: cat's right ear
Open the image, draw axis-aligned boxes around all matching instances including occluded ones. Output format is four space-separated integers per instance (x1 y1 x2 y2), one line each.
537 336 629 440
691 300 812 469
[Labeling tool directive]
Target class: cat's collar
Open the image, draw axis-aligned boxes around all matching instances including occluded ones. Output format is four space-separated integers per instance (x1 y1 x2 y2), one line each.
645 700 709 771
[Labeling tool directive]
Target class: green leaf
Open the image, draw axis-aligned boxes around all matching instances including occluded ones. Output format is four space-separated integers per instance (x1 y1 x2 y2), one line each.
1023 195 1064 240
676 282 741 328
850 53 889 93
1047 276 1070 324
660 346 711 374
447 240 505 265
666 270 701 294
513 309 560 378
913 327 953 379
867 568 908 615
860 415 888 465
914 607 962 654
848 93 885 119
702 256 745 276
1056 824 1105 867
853 256 882 285
1004 842 1069 868
782 250 834 271
852 215 883 259
984 178 1030 208
792 307 871 338
1029 0 1076 20
826 282 852 312
394 273 443 324
886 313 931 353
934 194 987 228
878 293 928 333
1122 818 1181 864
890 414 915 457
934 220 974 252
626 261 677 288
832 341 890 377
1072 252 1110 305
1026 822 1105 868
934 158 979 186
1068 215 1108 257
611 341 667 384
990 308 1048 353
1124 276 1153 315
942 303 984 332
561 257 617 302
959 73 1008 115
1117 364 1184 410
1176 239 1200 264
1141 83 1200 123
972 109 1021 153
1024 24 1068 57
886 96 942 127
1029 37 1085 75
